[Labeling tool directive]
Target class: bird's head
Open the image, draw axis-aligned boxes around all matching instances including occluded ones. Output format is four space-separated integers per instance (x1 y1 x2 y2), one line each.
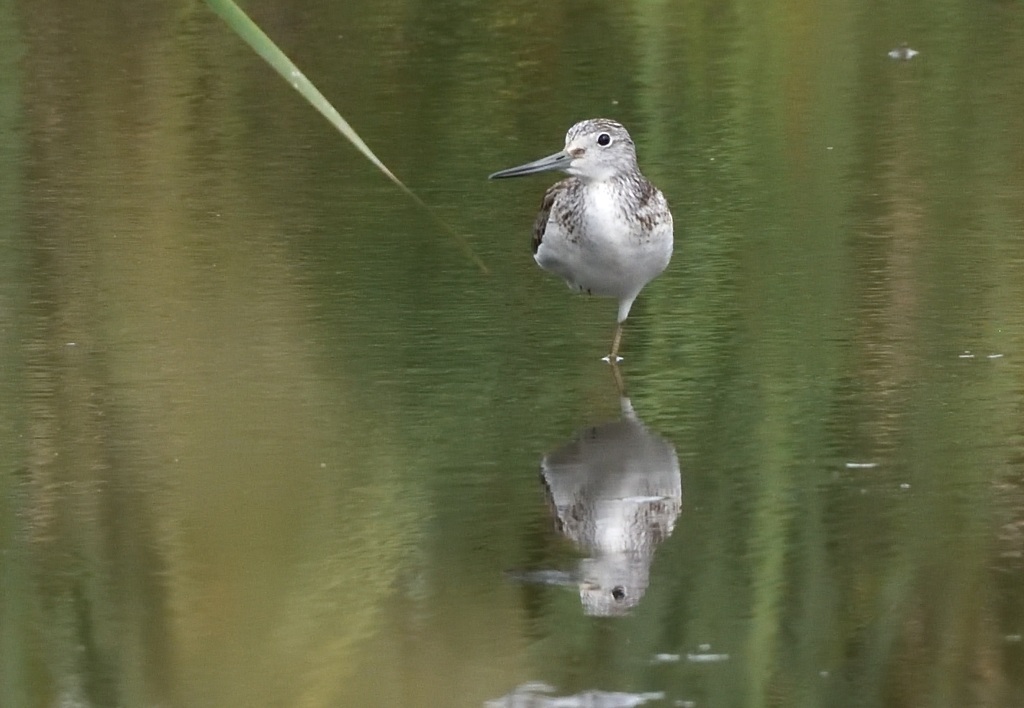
490 118 639 183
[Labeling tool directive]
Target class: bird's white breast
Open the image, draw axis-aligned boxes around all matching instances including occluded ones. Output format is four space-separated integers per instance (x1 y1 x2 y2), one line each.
581 183 627 244
535 182 672 300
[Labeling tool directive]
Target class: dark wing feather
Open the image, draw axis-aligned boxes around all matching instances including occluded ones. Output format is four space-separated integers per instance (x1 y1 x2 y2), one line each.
531 186 556 255
531 179 575 255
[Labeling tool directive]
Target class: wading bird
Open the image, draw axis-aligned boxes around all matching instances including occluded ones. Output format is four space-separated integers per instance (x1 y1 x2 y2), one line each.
490 119 673 362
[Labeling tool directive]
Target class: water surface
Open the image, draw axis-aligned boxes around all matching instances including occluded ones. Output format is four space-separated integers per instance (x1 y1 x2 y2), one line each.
2 1 1023 706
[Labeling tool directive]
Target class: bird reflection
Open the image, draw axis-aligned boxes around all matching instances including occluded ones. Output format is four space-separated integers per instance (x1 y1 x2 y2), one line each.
540 388 681 616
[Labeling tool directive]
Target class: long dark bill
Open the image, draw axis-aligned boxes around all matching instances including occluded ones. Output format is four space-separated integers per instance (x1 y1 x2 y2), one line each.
489 150 572 180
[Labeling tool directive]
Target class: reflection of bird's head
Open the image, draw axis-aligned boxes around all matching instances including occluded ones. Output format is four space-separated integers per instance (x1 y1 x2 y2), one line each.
579 554 647 616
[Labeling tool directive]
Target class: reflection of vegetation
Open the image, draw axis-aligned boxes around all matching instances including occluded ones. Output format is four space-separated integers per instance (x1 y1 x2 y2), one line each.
7 3 423 706
623 2 1024 707
3 0 1023 706
0 4 30 708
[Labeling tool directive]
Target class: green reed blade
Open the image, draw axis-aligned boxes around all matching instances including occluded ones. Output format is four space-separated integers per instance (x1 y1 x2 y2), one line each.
206 0 488 274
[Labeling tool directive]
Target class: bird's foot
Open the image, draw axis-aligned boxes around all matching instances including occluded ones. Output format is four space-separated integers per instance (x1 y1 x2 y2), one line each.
601 355 624 364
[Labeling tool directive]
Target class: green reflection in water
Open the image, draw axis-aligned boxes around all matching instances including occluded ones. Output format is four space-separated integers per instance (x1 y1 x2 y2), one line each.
2 0 1024 707
1 2 30 707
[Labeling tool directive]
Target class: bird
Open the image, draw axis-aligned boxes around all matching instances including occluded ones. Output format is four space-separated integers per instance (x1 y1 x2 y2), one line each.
489 119 673 362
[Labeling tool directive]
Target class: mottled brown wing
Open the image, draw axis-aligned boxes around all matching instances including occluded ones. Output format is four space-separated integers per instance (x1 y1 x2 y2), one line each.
531 180 572 255
531 187 556 255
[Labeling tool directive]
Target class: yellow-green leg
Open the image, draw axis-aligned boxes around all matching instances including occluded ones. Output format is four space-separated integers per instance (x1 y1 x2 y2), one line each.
608 322 624 362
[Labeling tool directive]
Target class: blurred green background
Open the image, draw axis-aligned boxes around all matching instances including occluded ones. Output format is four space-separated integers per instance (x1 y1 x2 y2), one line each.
1 0 1023 706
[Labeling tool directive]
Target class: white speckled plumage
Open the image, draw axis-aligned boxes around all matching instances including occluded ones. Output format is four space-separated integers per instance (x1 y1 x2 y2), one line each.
490 119 673 361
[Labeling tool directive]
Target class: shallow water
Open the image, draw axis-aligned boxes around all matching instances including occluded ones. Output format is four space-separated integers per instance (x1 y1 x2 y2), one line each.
2 1 1023 706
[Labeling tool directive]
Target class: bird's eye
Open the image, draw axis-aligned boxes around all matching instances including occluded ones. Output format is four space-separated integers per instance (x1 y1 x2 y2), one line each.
597 133 611 147
611 586 626 601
